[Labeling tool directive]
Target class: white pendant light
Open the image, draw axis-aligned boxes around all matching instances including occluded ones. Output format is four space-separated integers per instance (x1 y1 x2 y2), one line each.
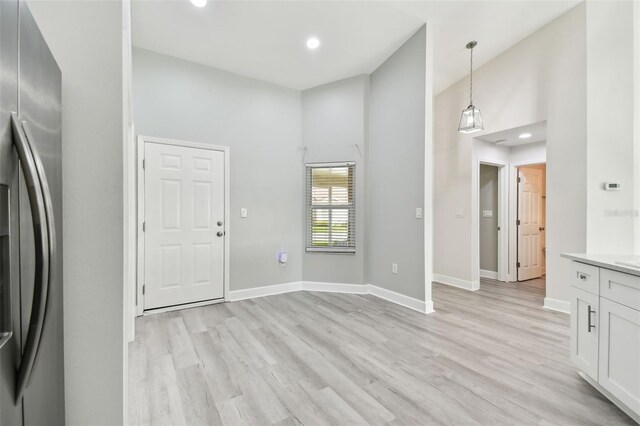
458 41 483 134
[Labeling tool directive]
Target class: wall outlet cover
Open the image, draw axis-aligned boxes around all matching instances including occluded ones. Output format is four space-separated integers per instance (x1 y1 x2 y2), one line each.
456 208 464 218
241 208 248 218
482 210 493 218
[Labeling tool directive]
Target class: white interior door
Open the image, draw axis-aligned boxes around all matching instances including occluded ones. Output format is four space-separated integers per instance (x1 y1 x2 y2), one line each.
144 142 225 310
517 167 542 281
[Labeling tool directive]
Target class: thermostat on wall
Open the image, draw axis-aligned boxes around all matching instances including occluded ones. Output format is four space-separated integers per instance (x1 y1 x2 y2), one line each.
604 182 621 191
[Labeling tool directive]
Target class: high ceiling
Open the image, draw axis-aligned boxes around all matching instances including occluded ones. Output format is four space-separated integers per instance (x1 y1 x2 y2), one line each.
132 0 580 93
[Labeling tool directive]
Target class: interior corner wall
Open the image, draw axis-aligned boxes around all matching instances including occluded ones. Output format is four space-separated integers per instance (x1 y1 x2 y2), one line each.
131 48 303 291
635 0 640 255
28 1 125 424
585 1 636 254
434 3 586 306
367 25 426 300
301 75 369 284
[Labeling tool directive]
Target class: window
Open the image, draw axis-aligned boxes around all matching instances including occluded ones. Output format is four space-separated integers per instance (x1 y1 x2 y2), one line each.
305 162 356 253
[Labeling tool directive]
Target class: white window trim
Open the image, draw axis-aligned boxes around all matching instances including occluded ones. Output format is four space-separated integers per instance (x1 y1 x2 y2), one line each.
305 162 356 254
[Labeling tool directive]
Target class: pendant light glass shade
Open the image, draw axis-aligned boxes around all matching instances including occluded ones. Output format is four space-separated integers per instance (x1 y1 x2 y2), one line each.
458 41 483 134
458 105 483 133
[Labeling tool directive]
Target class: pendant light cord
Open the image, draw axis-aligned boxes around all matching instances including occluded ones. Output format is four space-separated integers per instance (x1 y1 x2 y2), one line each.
469 45 473 106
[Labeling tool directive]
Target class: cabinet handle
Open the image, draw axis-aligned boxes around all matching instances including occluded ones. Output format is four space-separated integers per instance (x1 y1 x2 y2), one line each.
577 272 588 280
587 305 596 332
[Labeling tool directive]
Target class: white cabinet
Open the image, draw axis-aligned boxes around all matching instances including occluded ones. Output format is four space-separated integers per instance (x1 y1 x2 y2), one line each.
570 287 599 379
598 297 640 413
568 260 640 422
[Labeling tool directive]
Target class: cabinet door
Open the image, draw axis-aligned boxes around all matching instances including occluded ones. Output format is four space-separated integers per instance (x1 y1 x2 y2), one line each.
598 298 640 414
571 288 599 379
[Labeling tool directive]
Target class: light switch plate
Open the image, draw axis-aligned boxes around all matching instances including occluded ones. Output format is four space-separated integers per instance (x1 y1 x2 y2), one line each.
241 208 248 218
482 210 493 218
392 263 398 274
416 208 423 219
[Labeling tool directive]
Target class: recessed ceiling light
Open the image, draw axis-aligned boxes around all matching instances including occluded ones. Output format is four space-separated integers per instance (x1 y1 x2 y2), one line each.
191 0 207 7
306 37 320 50
519 133 532 139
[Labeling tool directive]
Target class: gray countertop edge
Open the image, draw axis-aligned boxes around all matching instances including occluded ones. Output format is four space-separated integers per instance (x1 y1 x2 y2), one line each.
561 253 640 277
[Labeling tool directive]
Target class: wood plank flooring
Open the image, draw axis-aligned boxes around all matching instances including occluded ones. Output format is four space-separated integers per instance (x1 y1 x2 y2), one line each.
129 279 636 425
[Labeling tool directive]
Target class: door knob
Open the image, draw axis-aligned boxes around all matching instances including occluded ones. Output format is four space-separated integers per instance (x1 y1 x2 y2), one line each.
217 231 224 237
539 226 545 231
217 221 223 226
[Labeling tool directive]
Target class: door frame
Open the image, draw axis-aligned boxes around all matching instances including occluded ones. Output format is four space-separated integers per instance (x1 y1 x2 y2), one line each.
511 159 546 282
136 135 230 316
472 158 509 285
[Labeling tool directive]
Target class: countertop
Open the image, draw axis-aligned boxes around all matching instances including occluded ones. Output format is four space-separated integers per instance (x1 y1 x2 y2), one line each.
561 253 640 277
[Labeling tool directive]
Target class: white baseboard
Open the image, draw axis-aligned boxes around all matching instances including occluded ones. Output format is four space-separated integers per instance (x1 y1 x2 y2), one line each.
543 297 570 314
302 281 367 294
367 284 429 314
433 274 479 291
227 281 302 302
227 281 433 314
480 269 498 279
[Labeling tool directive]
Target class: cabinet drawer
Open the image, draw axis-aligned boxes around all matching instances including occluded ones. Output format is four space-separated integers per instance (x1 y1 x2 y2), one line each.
571 261 600 295
600 269 640 311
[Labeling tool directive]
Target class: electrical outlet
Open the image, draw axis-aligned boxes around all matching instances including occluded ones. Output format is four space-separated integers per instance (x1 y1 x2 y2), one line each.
241 208 248 218
456 208 464 218
482 210 493 218
392 263 398 274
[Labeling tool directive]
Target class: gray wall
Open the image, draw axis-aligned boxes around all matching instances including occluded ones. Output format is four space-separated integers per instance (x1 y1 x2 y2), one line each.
28 1 125 424
479 165 498 272
301 75 368 284
367 26 426 300
132 48 303 291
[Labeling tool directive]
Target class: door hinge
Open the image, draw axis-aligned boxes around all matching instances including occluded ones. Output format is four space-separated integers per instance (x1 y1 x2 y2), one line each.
517 177 521 183
142 284 145 295
517 262 521 268
516 219 521 225
142 222 145 232
142 159 145 169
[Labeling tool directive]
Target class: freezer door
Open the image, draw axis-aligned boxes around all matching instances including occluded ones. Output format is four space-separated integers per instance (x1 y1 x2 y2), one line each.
0 0 23 425
18 2 64 425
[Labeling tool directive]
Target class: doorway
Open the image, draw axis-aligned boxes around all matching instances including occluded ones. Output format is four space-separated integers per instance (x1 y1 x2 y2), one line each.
137 136 230 313
479 164 501 280
516 163 546 281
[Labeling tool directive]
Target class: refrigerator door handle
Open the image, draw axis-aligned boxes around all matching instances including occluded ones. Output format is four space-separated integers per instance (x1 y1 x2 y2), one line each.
10 113 55 402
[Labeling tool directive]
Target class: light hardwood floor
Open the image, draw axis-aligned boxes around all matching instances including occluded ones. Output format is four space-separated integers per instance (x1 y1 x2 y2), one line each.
129 279 636 425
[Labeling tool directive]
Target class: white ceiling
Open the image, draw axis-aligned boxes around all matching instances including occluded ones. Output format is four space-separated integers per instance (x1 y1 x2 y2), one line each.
475 121 547 147
131 0 580 93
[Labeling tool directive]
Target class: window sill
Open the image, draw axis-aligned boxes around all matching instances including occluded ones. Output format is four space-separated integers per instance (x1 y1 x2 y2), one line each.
306 247 356 254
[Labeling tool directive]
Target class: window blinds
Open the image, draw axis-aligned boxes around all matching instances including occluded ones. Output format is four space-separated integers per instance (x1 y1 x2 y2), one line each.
305 162 356 253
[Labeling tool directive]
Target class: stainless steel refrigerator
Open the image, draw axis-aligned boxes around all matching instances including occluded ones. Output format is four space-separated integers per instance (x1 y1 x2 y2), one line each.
0 0 64 424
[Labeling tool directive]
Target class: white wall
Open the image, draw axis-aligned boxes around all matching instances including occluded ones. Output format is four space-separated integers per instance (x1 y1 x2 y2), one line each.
132 48 303 292
435 4 586 308
585 1 637 254
301 75 369 284
368 26 426 300
28 1 125 424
